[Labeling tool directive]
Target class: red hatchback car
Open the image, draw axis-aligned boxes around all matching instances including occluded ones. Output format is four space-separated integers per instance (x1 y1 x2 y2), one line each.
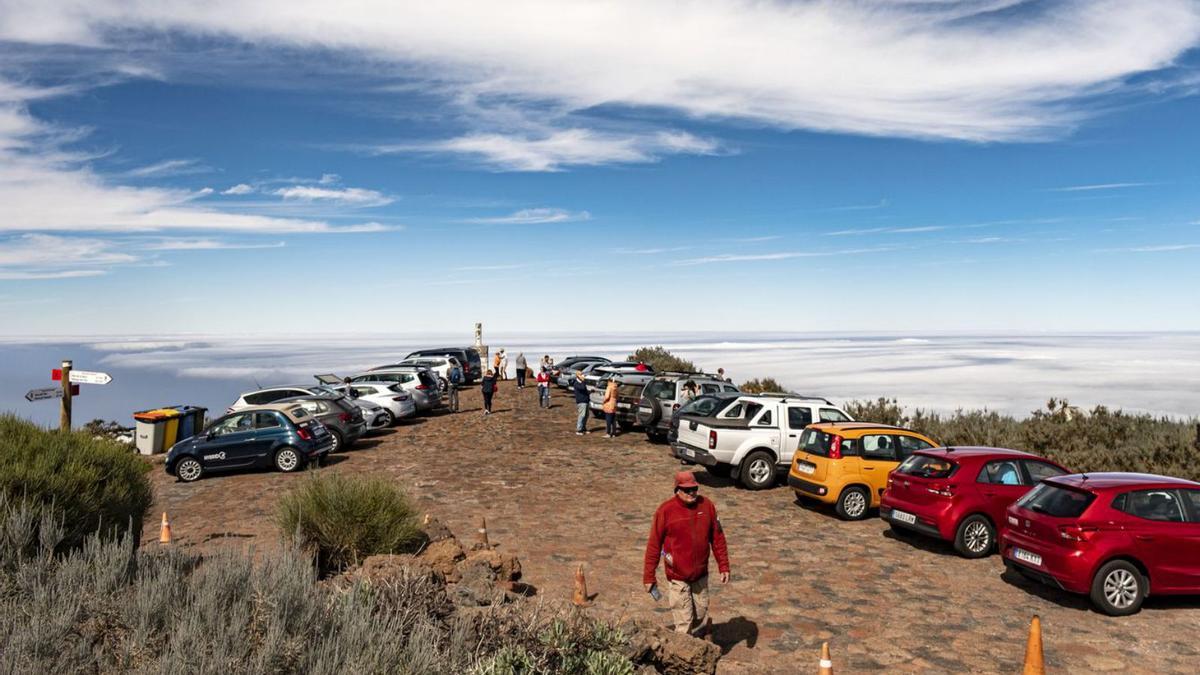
1002 472 1200 615
880 447 1068 558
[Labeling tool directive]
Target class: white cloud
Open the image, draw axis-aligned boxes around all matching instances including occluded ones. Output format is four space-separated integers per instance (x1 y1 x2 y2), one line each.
672 246 898 266
222 183 254 195
2 1 1196 144
124 158 209 178
272 185 392 206
453 264 525 271
1096 243 1200 253
0 233 138 279
467 208 590 225
1047 182 1154 192
139 238 287 251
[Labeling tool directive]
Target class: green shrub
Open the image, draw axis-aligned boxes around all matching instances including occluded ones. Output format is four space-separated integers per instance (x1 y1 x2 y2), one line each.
626 346 697 373
276 473 423 575
739 377 785 394
0 414 152 554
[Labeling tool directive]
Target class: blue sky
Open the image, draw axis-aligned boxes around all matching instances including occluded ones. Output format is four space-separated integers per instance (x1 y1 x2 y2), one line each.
1 1 1199 334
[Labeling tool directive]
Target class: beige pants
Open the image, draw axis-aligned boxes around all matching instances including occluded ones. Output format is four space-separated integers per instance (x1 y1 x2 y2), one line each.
666 575 710 635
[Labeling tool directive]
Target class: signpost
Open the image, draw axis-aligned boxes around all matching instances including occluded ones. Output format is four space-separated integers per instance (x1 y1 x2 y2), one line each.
37 360 112 431
25 387 65 402
68 370 113 385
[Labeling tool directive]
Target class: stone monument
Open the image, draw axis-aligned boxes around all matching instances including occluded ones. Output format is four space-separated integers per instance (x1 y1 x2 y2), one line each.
474 322 488 374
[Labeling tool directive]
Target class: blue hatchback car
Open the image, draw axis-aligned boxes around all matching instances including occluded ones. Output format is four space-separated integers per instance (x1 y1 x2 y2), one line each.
165 403 333 482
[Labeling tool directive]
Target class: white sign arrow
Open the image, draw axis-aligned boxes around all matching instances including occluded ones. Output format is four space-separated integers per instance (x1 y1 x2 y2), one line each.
26 387 63 402
69 370 112 385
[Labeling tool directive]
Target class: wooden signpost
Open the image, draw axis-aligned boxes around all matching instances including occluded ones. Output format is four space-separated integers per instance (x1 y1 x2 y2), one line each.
35 360 113 431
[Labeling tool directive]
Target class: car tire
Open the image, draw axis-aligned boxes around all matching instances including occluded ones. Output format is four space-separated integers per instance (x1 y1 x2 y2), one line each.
635 397 662 427
274 446 302 473
175 457 203 483
328 429 344 453
1090 559 1147 616
835 486 871 520
739 451 776 490
705 464 732 478
379 410 395 427
953 514 995 558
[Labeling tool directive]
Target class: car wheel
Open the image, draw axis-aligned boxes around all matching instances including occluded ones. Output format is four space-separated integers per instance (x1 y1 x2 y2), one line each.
739 451 776 490
379 410 395 427
176 457 203 483
328 429 344 453
954 514 995 558
705 464 732 478
274 446 302 473
1090 560 1147 616
835 486 870 520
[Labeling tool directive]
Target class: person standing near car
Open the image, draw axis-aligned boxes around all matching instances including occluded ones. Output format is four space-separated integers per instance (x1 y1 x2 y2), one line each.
572 371 590 435
446 359 464 412
602 378 619 438
679 380 697 407
515 352 527 388
644 471 731 639
493 350 503 379
499 349 509 381
480 369 498 415
536 366 552 408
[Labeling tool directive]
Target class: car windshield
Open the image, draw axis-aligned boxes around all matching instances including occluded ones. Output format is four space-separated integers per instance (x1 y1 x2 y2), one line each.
681 396 724 416
1016 483 1095 518
644 380 676 400
896 454 957 479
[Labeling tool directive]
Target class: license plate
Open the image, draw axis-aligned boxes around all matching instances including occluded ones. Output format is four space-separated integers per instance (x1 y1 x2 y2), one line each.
680 447 695 458
796 462 815 475
617 403 630 409
1013 548 1042 567
891 510 917 525
1007 515 1019 527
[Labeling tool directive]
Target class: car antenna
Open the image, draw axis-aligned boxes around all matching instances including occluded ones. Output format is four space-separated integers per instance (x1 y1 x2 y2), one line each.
253 376 262 389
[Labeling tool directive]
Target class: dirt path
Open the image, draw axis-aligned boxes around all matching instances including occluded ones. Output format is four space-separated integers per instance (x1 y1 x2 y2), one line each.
144 385 1200 673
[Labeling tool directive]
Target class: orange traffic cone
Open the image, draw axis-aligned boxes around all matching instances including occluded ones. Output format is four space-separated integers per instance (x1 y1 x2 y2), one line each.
572 563 592 607
1022 615 1045 675
818 641 833 675
159 512 172 544
476 516 490 547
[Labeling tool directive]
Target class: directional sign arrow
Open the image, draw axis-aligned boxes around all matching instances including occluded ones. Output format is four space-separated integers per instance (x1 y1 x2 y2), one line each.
26 387 63 402
69 370 112 385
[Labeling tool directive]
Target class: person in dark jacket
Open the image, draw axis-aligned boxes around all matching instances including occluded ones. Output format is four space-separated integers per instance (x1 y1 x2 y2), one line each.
643 471 731 637
515 352 527 388
572 371 591 435
480 369 498 415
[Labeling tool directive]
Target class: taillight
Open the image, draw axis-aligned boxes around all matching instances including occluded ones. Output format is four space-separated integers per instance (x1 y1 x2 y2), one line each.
338 412 352 422
708 430 717 449
1059 525 1097 542
393 395 409 401
927 484 955 498
829 435 843 459
416 384 428 390
296 426 312 440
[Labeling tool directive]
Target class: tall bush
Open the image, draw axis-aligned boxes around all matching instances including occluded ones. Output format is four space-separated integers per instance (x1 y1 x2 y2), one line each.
626 346 697 373
276 473 423 575
739 377 785 394
0 414 152 553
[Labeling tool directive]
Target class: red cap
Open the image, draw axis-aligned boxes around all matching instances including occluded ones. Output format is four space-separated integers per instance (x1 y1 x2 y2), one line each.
674 471 699 489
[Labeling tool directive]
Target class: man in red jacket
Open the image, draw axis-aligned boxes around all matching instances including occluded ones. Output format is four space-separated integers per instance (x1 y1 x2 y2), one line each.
643 470 731 637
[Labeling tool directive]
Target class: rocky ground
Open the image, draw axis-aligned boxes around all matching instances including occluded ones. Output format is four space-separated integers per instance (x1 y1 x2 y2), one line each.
142 385 1200 673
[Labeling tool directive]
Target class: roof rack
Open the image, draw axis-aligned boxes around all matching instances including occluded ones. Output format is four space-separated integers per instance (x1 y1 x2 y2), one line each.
656 370 714 378
750 392 834 404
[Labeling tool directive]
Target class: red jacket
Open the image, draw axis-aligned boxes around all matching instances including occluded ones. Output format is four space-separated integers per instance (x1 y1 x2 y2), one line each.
643 495 730 585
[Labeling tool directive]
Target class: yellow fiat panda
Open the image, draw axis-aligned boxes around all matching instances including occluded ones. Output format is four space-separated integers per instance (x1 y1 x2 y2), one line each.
788 422 938 520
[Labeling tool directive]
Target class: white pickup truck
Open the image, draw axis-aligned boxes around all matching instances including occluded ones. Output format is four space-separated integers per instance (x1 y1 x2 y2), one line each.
673 393 854 489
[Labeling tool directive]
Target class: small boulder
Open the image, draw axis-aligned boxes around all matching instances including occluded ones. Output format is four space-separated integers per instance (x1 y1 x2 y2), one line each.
625 622 720 675
419 537 466 582
356 554 444 586
421 514 455 542
461 547 522 582
452 558 505 606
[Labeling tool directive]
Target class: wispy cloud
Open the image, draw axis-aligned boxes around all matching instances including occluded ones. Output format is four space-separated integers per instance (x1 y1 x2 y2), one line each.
452 264 525 271
672 246 897 266
825 224 951 236
272 185 393 206
466 208 591 225
124 158 210 178
612 246 692 255
139 238 287 251
825 199 890 212
0 233 137 280
1095 243 1200 253
222 183 254 195
1046 182 1154 192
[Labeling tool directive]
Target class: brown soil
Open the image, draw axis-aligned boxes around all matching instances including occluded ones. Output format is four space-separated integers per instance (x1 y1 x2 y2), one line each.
143 385 1200 673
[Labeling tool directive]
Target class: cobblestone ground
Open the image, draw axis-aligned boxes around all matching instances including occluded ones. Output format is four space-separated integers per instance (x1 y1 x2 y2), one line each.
144 385 1200 673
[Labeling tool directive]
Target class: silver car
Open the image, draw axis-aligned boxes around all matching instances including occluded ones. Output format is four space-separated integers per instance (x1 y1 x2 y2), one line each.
351 366 444 412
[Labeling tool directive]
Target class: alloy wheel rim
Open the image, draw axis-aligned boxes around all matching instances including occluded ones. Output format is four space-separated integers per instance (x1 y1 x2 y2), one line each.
1104 569 1139 608
965 521 990 552
179 460 200 481
748 459 771 484
278 450 298 471
330 433 339 451
844 491 866 517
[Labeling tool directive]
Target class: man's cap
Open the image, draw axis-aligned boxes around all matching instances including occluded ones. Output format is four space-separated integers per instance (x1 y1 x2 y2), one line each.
674 471 699 489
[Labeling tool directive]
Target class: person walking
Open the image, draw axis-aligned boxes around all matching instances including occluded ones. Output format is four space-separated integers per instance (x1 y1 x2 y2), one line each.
480 369 497 415
602 378 619 438
498 349 509 381
446 359 464 412
536 366 552 408
571 371 590 435
643 471 731 639
515 352 527 388
492 350 503 379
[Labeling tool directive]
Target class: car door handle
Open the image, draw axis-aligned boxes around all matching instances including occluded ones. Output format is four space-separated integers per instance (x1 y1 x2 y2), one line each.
788 433 797 437
863 466 875 471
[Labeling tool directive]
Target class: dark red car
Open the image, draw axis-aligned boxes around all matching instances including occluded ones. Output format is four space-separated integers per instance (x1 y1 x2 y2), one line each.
880 447 1068 558
1001 472 1200 615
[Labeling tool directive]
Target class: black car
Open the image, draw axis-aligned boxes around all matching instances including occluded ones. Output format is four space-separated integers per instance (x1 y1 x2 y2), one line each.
405 347 482 383
165 404 333 482
666 391 742 444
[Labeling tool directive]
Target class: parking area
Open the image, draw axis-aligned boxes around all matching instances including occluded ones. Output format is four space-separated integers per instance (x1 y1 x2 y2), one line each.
142 386 1200 673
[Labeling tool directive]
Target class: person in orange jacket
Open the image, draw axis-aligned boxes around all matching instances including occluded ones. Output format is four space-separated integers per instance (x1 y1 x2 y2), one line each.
643 471 731 638
602 378 619 438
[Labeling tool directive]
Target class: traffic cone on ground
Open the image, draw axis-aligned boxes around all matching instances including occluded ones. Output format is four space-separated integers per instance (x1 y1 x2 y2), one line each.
572 563 592 607
818 641 833 675
1022 615 1045 675
159 512 172 544
476 516 490 547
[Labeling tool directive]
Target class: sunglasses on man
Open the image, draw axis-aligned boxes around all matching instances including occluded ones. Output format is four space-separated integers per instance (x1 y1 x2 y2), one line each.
677 486 699 495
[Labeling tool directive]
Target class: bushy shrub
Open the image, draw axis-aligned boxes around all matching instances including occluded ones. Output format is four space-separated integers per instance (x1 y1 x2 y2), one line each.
276 473 423 575
626 346 697 373
0 498 635 674
0 414 152 553
739 377 785 394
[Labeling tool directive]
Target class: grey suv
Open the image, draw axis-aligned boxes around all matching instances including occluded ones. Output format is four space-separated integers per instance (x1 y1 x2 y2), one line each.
635 373 740 441
275 394 365 453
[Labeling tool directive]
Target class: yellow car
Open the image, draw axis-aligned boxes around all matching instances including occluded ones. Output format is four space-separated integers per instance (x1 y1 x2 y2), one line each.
788 422 938 520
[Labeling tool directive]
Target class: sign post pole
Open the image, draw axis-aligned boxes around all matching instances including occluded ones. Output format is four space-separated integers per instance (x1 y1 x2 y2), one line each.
60 359 72 432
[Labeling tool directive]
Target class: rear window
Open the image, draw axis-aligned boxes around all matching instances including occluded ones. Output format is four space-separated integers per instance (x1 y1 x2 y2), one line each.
617 384 644 397
417 372 438 387
680 396 722 416
896 454 957 479
644 381 676 400
1016 483 1095 518
799 429 838 457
